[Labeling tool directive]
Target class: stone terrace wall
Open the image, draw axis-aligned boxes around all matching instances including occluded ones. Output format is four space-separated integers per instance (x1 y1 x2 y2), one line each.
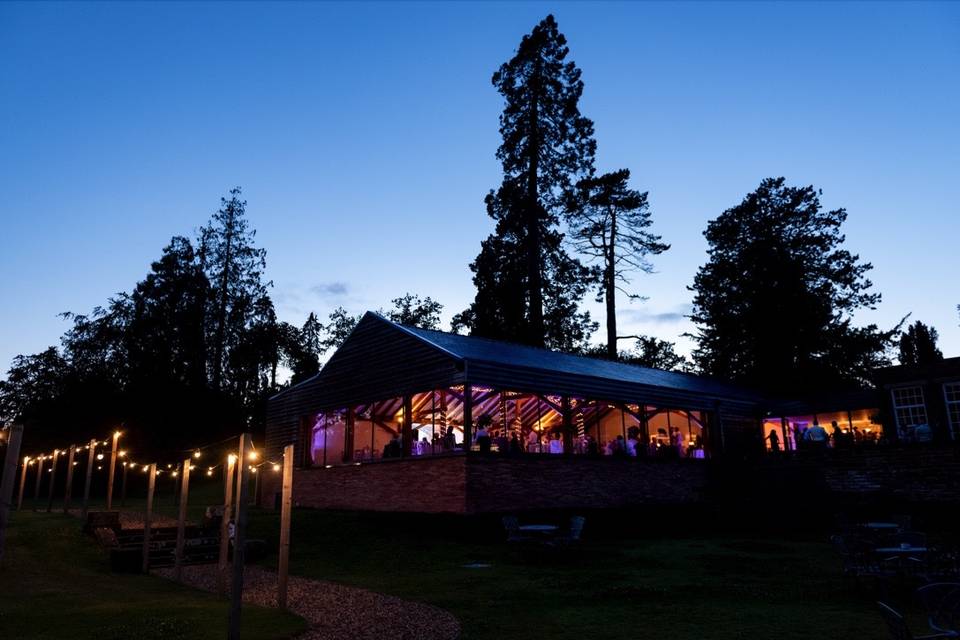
466 457 707 514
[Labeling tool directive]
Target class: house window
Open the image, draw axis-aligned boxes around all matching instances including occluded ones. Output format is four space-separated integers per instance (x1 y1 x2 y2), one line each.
944 382 960 440
891 386 927 437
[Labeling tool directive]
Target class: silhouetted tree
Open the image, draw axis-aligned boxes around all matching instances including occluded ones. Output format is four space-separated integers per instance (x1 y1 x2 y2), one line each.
127 236 209 389
383 293 443 329
278 313 324 384
202 188 271 391
457 15 597 350
689 177 897 395
899 320 943 366
625 336 689 371
0 348 67 426
567 169 669 359
321 307 362 353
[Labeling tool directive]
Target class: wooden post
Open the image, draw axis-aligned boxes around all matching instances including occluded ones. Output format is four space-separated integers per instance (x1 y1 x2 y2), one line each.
277 443 294 609
45 448 60 512
217 453 237 597
120 462 129 507
173 457 191 581
106 431 120 510
63 445 76 513
0 424 25 566
561 396 574 454
228 433 252 640
401 394 413 457
462 383 473 452
33 453 44 508
80 438 97 522
17 455 29 511
142 464 156 573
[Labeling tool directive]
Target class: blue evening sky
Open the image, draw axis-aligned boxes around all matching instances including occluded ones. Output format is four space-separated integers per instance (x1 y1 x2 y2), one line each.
1 1 958 373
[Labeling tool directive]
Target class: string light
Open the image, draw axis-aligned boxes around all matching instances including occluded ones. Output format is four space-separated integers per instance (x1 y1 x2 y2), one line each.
119 450 127 458
228 454 237 465
250 466 257 474
272 464 280 472
193 450 202 459
115 430 122 438
143 465 149 472
97 453 104 460
206 469 213 477
248 451 258 461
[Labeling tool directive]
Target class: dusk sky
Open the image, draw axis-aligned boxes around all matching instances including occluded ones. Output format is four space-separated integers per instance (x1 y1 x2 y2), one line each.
2 1 958 373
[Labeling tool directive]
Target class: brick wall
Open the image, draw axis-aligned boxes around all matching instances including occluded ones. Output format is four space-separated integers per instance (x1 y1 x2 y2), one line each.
277 455 707 514
818 447 960 503
284 456 468 513
466 457 706 513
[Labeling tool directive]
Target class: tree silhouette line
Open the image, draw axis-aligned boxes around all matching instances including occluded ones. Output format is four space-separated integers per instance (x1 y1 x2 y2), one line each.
1 14 952 450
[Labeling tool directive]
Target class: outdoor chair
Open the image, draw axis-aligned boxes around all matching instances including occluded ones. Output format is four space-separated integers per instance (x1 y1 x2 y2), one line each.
502 515 527 543
878 601 954 640
917 583 960 637
900 532 929 548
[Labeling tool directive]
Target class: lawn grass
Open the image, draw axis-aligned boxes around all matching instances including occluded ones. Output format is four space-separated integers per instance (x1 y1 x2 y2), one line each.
245 509 890 640
0 511 306 640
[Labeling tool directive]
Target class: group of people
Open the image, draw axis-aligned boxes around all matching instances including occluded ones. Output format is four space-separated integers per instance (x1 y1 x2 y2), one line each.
765 419 886 453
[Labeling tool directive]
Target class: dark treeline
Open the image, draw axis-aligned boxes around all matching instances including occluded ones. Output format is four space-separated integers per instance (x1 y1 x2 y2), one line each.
2 14 949 451
0 188 444 453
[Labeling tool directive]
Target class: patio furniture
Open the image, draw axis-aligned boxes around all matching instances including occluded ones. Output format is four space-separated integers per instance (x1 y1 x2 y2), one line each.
502 516 528 543
916 583 960 636
878 601 954 639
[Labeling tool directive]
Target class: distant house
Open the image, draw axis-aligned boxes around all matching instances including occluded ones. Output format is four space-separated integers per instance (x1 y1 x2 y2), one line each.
875 357 960 442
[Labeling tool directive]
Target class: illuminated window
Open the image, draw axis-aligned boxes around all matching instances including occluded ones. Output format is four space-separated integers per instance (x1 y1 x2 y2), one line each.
944 382 960 440
891 386 927 437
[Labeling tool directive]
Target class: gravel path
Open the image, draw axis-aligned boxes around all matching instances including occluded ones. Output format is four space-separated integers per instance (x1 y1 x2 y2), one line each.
156 564 461 640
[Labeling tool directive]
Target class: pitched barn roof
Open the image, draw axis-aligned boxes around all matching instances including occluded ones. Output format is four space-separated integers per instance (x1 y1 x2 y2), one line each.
393 319 760 402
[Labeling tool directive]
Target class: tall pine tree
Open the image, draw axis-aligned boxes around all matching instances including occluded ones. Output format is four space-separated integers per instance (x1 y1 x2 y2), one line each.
898 320 943 366
456 15 597 350
567 169 669 359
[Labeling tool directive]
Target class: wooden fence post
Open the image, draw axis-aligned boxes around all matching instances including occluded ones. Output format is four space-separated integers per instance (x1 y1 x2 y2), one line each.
45 449 60 512
63 445 76 513
0 423 25 566
120 462 129 507
80 438 97 522
17 455 30 511
277 443 294 609
173 457 191 581
217 452 236 597
106 431 120 510
227 433 252 640
33 453 45 508
142 464 156 573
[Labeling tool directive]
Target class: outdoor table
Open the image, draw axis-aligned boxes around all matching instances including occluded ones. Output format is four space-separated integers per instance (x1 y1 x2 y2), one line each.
519 525 558 533
876 546 928 554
